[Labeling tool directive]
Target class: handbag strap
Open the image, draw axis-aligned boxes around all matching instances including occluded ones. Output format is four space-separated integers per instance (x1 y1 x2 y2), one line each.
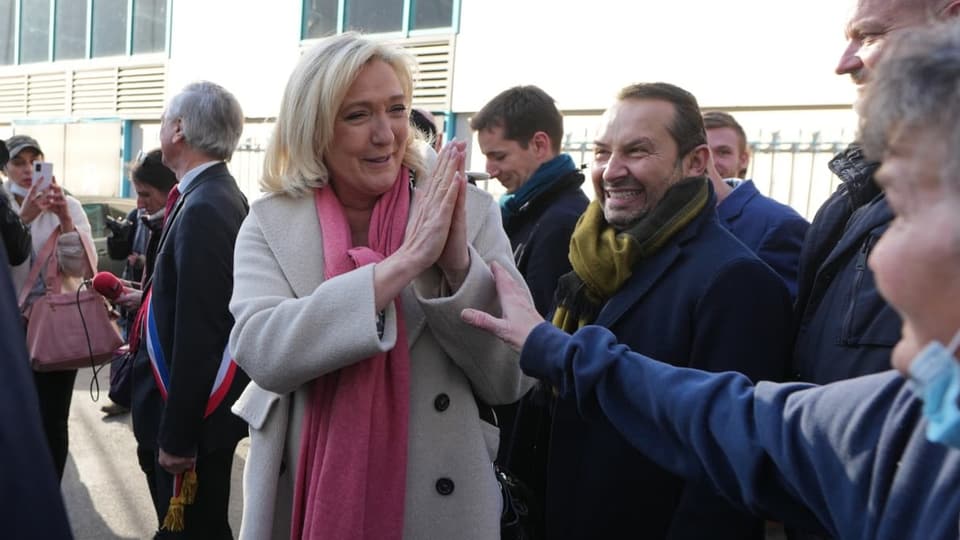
18 228 61 310
77 227 98 278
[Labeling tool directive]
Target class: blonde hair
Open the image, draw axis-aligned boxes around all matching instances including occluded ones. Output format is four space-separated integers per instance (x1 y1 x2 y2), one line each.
261 32 425 196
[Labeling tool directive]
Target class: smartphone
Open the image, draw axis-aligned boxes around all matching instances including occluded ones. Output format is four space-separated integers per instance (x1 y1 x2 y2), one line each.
32 161 53 192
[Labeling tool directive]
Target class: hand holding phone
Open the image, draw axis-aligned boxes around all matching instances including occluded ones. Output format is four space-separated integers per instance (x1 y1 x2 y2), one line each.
32 161 53 192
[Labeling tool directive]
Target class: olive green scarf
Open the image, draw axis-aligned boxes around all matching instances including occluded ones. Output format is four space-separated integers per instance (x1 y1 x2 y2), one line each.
552 176 710 332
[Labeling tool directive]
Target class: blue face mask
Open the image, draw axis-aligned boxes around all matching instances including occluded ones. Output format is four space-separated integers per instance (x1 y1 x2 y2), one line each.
908 330 960 448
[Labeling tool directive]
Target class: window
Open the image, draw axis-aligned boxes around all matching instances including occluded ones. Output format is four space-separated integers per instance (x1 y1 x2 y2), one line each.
55 0 88 60
0 0 14 65
132 0 166 54
92 0 128 57
19 0 50 63
0 0 168 64
302 0 457 39
412 0 453 31
302 0 338 39
346 0 403 34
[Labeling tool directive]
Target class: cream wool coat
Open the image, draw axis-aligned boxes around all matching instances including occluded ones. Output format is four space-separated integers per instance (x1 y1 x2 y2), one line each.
229 184 534 540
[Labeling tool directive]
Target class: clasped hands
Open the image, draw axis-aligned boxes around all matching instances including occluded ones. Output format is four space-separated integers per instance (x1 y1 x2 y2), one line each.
398 140 470 291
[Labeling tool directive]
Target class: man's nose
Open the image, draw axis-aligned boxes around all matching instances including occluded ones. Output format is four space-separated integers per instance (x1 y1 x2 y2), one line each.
835 40 864 76
602 154 628 182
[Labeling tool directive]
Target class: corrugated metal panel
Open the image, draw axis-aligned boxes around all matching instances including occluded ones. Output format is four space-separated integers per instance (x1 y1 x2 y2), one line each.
300 34 456 111
0 62 165 121
72 68 119 115
117 64 166 118
0 75 28 117
27 72 67 115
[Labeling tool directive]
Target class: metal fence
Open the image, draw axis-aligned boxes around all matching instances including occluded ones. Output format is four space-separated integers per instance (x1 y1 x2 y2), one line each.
230 130 853 221
228 140 268 203
560 130 852 220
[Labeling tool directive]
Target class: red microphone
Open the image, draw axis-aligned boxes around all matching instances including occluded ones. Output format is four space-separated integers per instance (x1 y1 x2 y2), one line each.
92 271 127 301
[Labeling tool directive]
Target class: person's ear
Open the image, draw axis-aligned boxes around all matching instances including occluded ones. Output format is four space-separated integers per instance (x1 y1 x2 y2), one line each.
738 148 751 177
531 131 552 159
683 145 710 177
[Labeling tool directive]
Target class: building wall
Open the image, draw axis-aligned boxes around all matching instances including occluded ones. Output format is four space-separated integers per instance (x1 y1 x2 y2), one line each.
2 0 863 215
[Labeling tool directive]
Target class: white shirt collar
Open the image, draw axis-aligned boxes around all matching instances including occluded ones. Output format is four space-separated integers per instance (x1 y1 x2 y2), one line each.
178 161 221 193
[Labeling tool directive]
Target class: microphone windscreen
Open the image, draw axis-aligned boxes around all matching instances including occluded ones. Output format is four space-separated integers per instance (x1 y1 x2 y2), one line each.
92 271 125 301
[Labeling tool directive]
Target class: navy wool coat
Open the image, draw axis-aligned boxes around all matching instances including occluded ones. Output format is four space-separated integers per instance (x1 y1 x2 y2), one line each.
544 191 794 540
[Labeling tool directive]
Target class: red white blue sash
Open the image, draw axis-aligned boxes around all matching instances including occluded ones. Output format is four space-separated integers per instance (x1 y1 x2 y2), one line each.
144 289 238 417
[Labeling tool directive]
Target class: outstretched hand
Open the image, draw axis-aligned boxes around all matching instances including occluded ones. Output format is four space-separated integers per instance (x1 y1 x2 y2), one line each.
461 261 544 352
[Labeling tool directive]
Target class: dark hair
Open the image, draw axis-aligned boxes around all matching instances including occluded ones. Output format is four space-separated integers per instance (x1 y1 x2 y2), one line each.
132 149 177 192
0 140 7 169
410 109 438 143
617 82 706 159
470 85 563 154
702 111 748 154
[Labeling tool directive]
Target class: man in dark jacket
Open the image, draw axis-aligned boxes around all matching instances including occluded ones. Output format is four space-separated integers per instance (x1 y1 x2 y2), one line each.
703 111 809 299
471 86 589 522
462 23 960 540
472 85 589 316
533 83 793 540
792 0 960 386
0 140 31 266
130 81 249 539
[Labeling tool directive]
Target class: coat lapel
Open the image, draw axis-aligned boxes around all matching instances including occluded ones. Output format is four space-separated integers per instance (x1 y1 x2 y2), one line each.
254 192 427 343
593 242 682 328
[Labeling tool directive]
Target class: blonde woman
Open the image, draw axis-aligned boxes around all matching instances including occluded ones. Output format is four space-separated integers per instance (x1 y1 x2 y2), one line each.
229 33 533 539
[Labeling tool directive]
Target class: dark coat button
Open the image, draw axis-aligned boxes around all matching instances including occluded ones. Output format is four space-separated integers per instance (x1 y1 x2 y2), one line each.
436 477 455 496
434 393 450 412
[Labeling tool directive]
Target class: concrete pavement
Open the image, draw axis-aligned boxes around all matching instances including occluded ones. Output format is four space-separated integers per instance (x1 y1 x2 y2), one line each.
62 368 247 540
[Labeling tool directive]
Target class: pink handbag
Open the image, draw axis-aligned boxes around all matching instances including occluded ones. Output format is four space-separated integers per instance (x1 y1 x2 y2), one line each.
18 229 123 371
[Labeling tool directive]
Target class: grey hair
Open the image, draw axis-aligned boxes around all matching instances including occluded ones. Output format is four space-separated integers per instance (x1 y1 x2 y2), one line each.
860 21 960 189
165 81 244 161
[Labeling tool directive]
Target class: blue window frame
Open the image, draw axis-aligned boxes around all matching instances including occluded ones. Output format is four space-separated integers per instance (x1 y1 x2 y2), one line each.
1 0 169 65
302 0 458 40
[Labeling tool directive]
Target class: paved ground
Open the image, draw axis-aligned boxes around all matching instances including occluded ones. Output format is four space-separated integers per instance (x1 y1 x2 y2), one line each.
61 368 789 540
62 368 247 540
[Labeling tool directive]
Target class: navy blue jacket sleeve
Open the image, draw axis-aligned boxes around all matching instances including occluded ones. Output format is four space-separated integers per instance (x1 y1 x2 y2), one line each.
0 244 73 538
520 323 908 538
755 216 809 300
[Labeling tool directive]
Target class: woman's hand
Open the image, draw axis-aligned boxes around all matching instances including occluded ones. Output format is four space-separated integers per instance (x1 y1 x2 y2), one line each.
18 180 46 225
398 140 466 271
435 142 469 291
46 181 75 233
374 141 466 310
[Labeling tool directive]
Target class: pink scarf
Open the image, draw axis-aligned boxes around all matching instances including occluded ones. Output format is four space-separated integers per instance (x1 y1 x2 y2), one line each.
290 169 412 539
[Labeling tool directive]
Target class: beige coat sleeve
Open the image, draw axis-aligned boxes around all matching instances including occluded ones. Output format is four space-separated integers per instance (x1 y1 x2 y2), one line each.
413 188 536 405
228 209 399 394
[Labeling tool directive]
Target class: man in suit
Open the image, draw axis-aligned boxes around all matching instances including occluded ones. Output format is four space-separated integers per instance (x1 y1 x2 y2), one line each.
541 83 793 539
131 81 249 539
703 111 809 298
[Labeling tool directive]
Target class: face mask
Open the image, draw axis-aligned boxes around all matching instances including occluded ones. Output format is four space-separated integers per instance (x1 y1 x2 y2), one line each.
908 329 960 448
7 182 29 198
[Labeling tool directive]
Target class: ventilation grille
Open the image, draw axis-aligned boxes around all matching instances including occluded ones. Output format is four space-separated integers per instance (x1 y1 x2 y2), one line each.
300 34 455 111
0 62 166 121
